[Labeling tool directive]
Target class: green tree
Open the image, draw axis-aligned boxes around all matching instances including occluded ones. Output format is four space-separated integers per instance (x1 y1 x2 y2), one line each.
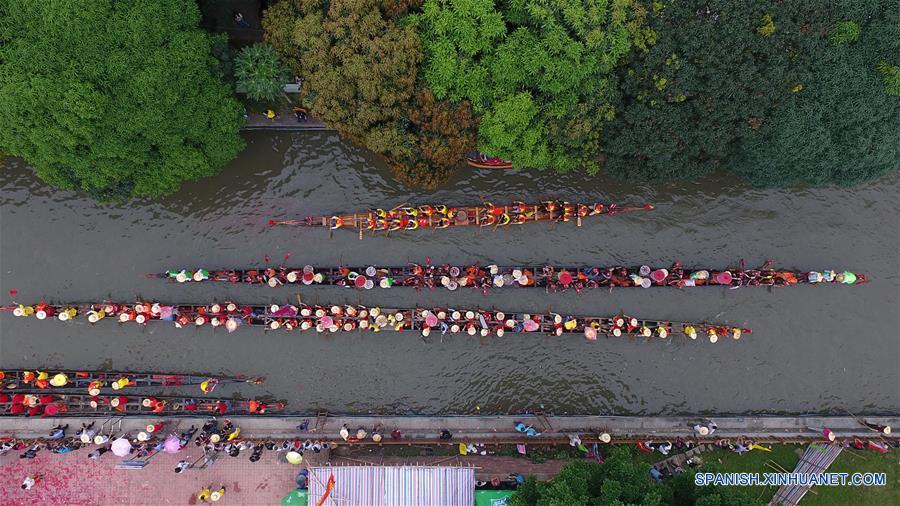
603 0 899 187
510 447 761 506
0 0 245 200
263 0 420 161
414 0 639 173
234 43 289 103
263 0 474 189
510 447 669 505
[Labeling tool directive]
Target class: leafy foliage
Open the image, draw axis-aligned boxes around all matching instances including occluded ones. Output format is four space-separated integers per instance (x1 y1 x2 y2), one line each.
414 0 639 173
510 447 760 506
603 0 900 187
0 0 245 200
830 20 860 44
263 0 473 189
398 90 477 188
234 43 289 103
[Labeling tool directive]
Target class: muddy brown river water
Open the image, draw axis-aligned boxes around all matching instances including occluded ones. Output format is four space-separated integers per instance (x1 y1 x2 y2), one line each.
1 132 898 415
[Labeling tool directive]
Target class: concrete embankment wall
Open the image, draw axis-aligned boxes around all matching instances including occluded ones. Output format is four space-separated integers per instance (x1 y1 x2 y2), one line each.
2 415 897 443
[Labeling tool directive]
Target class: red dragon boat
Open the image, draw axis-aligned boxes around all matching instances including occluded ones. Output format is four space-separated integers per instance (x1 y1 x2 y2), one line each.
267 200 654 234
0 393 283 417
0 369 263 393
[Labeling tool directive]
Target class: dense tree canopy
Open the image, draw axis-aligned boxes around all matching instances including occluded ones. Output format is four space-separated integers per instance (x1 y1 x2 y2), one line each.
602 0 900 186
510 447 760 506
414 0 641 173
0 0 245 200
263 0 474 189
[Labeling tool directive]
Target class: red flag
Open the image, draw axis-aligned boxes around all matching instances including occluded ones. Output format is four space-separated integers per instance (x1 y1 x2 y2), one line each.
316 474 336 506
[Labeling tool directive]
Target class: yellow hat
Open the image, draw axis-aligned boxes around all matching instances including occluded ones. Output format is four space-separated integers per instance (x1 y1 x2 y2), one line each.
49 374 69 387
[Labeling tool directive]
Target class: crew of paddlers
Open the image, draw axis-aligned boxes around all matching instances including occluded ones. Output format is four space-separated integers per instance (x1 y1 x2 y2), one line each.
267 200 654 232
0 370 263 393
0 392 282 417
2 302 748 341
157 260 867 292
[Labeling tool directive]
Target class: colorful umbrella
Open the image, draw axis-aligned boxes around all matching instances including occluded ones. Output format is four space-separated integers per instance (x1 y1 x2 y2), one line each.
111 438 132 457
163 434 182 453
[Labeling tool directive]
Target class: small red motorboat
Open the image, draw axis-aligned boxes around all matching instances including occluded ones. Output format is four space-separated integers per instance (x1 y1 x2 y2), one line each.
466 152 513 169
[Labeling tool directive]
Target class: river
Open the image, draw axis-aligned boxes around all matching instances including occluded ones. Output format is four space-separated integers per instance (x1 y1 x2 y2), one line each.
1 132 898 416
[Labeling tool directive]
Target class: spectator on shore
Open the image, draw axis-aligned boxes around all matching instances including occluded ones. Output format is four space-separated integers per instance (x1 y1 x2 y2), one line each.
179 426 198 447
88 445 111 460
233 12 250 28
21 474 40 490
211 485 226 502
175 459 191 473
658 441 672 455
197 486 212 503
19 444 42 459
264 109 277 121
440 429 453 440
294 107 308 122
48 424 68 440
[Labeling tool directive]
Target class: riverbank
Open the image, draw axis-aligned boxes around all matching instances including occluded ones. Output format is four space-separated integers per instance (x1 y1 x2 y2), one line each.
2 415 897 505
3 414 897 442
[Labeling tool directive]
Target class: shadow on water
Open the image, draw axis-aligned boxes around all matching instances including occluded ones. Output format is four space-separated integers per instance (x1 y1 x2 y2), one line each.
1 132 898 415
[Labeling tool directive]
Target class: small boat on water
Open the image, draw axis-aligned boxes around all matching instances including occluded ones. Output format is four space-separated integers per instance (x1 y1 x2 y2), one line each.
466 152 513 169
148 260 867 292
0 369 263 393
1 301 749 342
0 392 283 417
267 200 654 234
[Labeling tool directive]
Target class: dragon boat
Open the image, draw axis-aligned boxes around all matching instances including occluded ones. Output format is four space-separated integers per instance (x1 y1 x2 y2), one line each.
1 301 749 342
267 200 654 234
0 369 263 393
150 260 867 291
0 392 283 417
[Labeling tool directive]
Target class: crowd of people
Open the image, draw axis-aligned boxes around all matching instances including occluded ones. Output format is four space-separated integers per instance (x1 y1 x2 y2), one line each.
163 260 867 294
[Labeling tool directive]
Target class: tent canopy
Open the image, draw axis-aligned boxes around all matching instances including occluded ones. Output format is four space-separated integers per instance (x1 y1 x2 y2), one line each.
308 466 475 506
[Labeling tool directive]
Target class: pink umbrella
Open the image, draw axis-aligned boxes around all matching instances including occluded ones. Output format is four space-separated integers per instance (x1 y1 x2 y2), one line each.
318 316 334 328
651 269 668 283
715 271 733 285
111 438 132 457
355 276 367 288
163 434 182 453
523 319 539 332
424 313 438 327
584 327 598 341
558 271 573 285
159 306 174 319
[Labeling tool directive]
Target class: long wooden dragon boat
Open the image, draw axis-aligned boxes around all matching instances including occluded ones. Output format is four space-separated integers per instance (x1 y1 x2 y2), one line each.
267 200 654 235
0 369 263 393
149 260 867 292
0 392 284 417
1 301 749 342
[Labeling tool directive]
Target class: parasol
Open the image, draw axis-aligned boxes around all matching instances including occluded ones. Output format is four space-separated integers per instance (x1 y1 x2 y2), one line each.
163 434 182 453
111 438 132 457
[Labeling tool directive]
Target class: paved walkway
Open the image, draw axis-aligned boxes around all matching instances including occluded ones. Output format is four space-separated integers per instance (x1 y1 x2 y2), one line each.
1 448 299 506
242 104 330 131
3 415 897 442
